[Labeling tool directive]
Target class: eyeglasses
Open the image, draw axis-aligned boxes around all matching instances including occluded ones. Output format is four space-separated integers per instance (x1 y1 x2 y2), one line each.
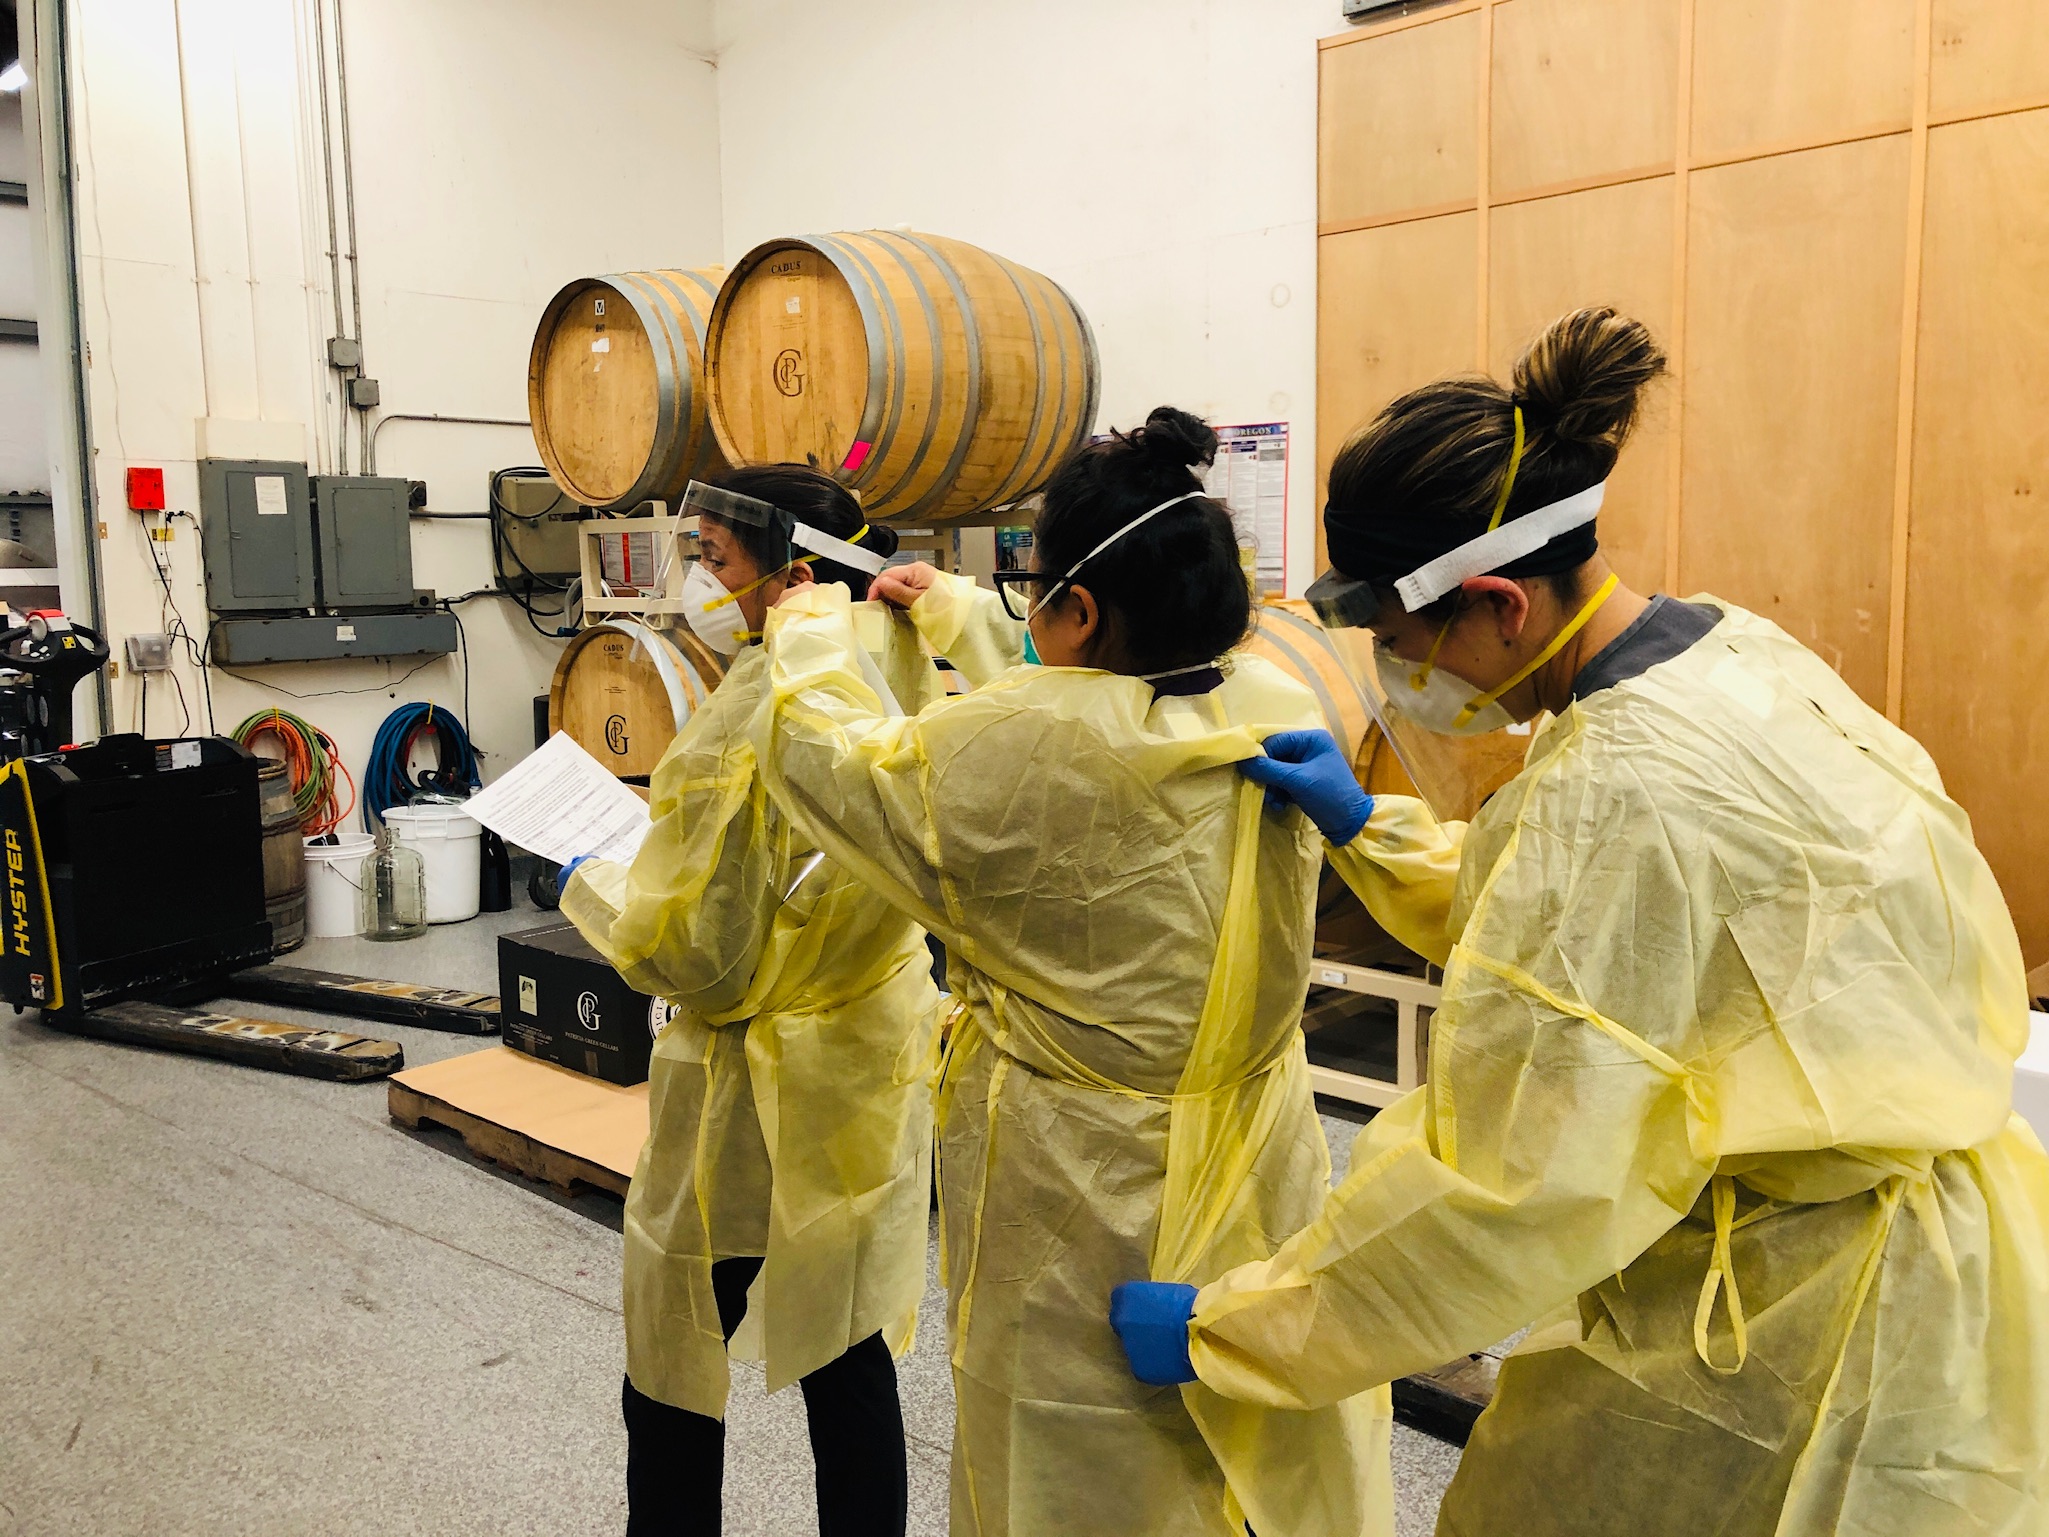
993 570 1051 622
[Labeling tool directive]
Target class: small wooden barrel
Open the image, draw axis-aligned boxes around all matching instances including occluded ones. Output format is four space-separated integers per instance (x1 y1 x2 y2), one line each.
548 621 727 779
529 267 726 511
255 759 307 954
705 231 1099 521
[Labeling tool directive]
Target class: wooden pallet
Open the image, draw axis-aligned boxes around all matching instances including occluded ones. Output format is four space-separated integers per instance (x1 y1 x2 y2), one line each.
1392 1352 1501 1445
388 1046 647 1198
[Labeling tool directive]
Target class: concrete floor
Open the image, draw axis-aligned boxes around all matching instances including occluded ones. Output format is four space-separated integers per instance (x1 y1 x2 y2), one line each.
0 890 1461 1535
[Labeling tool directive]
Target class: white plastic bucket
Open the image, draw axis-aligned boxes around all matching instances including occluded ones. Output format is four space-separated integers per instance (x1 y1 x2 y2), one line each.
383 804 483 924
303 833 375 939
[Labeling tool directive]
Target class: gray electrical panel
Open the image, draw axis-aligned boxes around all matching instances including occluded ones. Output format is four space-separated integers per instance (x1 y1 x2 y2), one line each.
198 459 318 613
211 612 457 665
312 475 415 610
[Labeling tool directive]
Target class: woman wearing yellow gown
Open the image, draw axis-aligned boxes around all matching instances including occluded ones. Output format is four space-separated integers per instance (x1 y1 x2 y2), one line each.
1119 308 2049 1537
754 410 1392 1535
561 465 942 1536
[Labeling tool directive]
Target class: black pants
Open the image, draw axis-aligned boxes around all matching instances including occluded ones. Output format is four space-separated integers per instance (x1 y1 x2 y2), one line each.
622 1255 908 1536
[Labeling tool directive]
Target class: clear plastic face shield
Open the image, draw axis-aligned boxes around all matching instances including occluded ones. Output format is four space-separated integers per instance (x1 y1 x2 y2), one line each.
672 480 890 655
1307 430 1610 821
1318 618 1542 825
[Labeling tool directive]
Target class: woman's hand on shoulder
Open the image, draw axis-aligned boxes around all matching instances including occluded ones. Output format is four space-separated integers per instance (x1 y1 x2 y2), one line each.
868 561 940 610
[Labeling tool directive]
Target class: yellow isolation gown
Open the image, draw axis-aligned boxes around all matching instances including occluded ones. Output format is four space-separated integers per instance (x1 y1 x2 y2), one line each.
562 627 946 1419
752 576 1393 1536
1190 599 2049 1537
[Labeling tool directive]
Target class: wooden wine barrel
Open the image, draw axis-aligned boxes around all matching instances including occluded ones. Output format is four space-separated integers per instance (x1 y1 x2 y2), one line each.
255 759 307 954
1244 600 1378 773
548 621 727 779
705 231 1100 522
529 268 726 511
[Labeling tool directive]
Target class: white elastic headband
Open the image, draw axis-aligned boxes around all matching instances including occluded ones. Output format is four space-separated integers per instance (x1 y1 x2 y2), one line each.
790 520 887 577
1027 490 1207 622
1394 481 1606 612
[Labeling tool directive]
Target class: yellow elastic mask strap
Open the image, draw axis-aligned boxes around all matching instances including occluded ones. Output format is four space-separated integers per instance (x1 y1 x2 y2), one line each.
1451 570 1619 727
1692 1173 1751 1375
1410 609 1458 692
1486 405 1525 532
701 560 794 611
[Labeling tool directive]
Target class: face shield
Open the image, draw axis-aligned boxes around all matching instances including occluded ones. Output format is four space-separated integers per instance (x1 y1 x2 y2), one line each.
1318 621 1538 824
671 480 894 653
679 480 890 583
1309 479 1607 822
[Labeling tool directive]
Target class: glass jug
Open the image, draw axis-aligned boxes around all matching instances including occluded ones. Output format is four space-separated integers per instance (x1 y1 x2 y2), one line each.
361 825 427 942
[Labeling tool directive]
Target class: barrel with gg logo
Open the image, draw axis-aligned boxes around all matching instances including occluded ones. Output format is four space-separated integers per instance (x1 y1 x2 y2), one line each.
705 231 1099 521
548 620 727 782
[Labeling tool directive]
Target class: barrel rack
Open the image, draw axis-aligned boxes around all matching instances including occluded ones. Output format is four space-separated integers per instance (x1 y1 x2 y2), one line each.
573 503 1036 623
1303 958 1440 1111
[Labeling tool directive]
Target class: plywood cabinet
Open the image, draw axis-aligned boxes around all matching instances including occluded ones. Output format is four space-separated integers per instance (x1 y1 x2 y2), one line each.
1316 214 1479 499
1487 176 1675 588
1679 135 1911 703
1689 0 1916 162
1319 0 2049 964
1902 109 2049 964
1490 0 1679 197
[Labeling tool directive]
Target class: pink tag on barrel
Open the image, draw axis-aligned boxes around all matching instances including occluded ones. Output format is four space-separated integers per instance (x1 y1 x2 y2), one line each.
841 440 874 473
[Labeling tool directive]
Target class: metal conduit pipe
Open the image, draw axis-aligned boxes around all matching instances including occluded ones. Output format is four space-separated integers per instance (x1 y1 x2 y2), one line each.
366 414 534 476
332 0 369 474
309 0 349 473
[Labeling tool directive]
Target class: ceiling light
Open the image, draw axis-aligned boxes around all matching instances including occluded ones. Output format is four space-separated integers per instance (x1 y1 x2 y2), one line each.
0 62 26 93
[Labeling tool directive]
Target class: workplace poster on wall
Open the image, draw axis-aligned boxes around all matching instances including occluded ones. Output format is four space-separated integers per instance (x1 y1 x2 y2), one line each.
1202 422 1288 595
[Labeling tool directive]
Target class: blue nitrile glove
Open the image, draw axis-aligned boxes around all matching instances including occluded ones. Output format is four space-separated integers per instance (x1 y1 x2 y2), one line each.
1109 1280 1199 1386
1237 728 1374 846
559 853 596 885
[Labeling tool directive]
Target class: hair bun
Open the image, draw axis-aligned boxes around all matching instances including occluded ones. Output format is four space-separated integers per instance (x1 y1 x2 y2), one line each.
1511 307 1666 449
859 522 900 560
1138 405 1219 470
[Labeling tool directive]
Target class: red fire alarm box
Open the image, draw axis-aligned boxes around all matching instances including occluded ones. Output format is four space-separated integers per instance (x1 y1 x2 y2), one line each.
125 467 166 512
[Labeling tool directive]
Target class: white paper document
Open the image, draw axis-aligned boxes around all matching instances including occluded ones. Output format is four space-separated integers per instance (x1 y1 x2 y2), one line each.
463 732 652 867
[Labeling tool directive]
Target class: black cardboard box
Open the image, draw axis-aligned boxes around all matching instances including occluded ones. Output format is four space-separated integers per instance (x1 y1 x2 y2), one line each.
497 922 662 1086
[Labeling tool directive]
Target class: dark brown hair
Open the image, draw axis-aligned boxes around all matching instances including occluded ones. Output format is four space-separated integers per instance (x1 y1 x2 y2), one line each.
713 462 899 590
1034 406 1250 674
1324 307 1666 602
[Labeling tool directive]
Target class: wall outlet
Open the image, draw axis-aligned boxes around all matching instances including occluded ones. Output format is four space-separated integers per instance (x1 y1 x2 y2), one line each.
124 634 172 673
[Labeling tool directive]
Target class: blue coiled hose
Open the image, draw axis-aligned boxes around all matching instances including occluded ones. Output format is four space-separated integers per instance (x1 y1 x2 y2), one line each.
362 702 481 829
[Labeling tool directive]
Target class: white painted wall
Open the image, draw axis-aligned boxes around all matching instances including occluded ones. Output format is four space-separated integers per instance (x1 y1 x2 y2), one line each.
68 0 721 783
0 91 46 496
711 0 1345 596
63 0 1349 795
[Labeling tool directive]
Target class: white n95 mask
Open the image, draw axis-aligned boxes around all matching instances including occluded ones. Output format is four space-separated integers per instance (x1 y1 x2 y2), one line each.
1374 645 1517 736
1376 571 1621 736
680 560 750 656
